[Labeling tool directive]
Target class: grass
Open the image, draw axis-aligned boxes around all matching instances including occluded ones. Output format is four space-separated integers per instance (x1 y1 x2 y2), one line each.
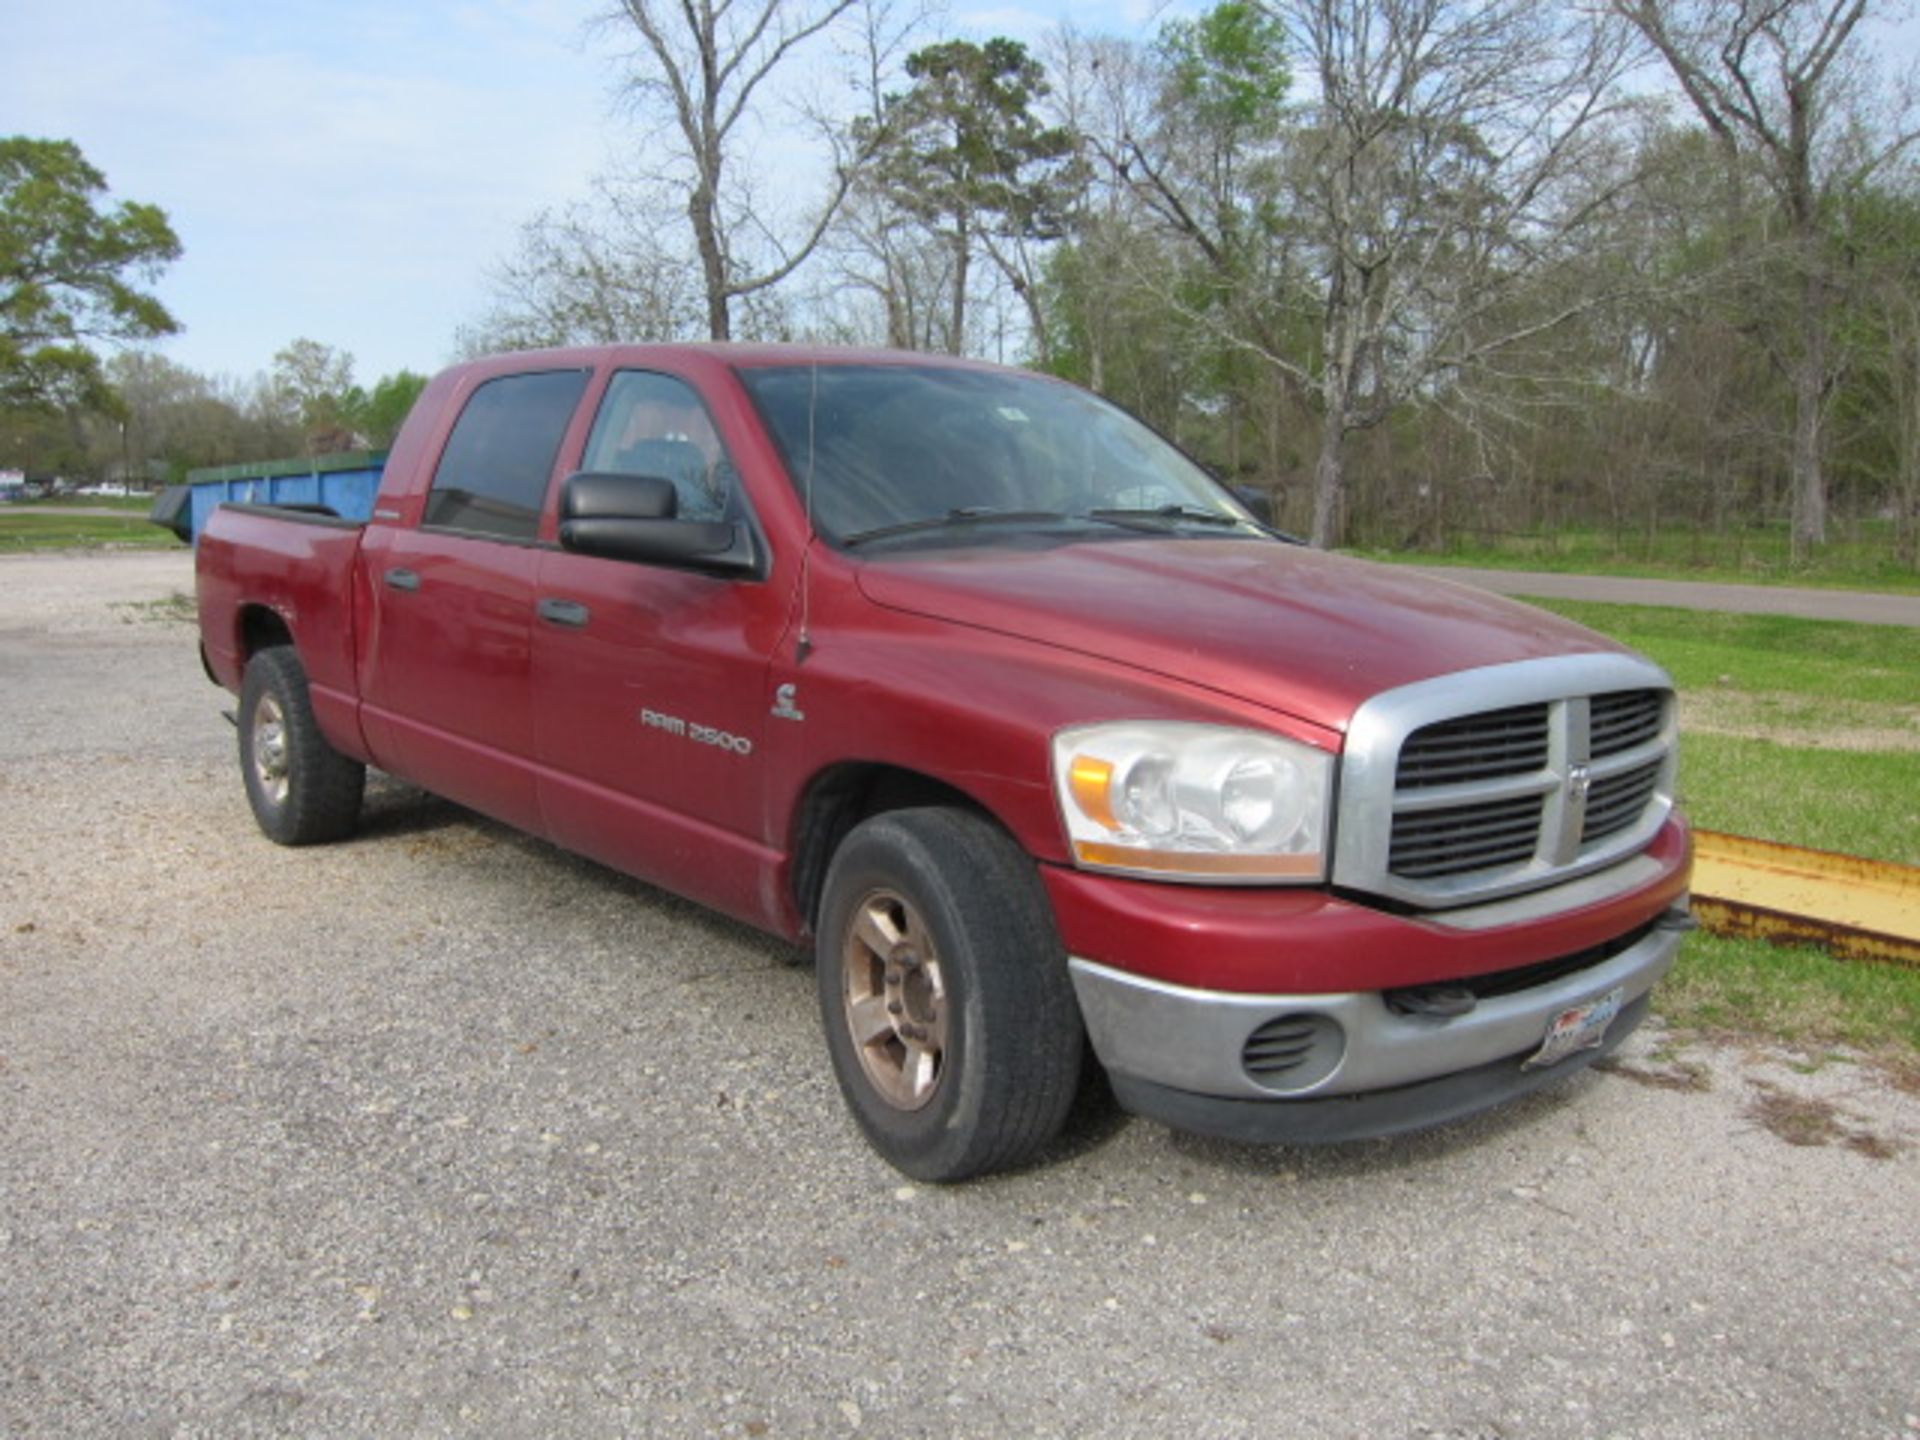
1349 524 1920 594
0 508 180 552
1661 934 1920 1088
25 493 159 512
1679 738 1920 866
1523 601 1920 701
1519 595 1920 1070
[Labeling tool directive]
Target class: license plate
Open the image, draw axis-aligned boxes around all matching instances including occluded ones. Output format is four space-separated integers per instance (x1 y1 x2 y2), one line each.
1523 987 1624 1070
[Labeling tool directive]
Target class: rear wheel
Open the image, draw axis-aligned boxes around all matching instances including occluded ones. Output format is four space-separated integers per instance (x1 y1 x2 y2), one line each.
239 646 364 845
816 808 1083 1182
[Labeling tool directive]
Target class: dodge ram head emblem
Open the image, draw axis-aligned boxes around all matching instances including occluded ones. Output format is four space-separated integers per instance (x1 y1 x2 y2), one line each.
1566 763 1593 802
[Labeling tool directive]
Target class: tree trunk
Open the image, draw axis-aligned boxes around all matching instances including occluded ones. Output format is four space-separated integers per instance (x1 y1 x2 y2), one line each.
947 228 970 356
690 187 731 342
1897 325 1919 570
1789 258 1828 560
1308 400 1346 549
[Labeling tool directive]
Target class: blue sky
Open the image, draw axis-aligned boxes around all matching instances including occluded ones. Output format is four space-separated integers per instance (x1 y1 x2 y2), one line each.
7 0 1163 387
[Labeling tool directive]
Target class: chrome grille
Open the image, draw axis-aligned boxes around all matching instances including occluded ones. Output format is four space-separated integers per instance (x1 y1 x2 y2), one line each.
1389 793 1545 878
1395 704 1549 789
1590 690 1664 757
1583 758 1663 843
1334 655 1679 909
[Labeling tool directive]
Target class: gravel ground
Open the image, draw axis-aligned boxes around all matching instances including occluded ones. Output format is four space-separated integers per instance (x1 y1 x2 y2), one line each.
3 549 1917 1439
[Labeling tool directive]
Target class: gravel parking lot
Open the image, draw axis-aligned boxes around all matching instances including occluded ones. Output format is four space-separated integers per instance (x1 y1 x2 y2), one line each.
3 549 1917 1438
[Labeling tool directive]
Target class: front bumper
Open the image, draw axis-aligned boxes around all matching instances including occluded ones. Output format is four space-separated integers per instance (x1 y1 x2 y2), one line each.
1104 992 1653 1145
1069 902 1689 1143
1042 817 1692 996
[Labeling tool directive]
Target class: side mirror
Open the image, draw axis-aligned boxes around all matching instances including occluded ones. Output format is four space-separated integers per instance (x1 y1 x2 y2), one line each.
1230 484 1276 527
557 471 758 575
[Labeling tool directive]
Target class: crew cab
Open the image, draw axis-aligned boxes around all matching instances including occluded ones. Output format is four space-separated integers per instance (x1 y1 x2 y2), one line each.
195 345 1692 1181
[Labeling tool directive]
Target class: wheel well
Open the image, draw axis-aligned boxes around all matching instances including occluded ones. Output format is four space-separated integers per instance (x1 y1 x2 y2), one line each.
237 605 293 662
791 764 989 934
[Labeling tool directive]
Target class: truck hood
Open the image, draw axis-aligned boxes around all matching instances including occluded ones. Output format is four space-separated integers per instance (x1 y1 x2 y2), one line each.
854 538 1623 733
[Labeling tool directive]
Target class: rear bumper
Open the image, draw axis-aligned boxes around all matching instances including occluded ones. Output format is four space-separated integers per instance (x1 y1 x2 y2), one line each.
1068 898 1689 1143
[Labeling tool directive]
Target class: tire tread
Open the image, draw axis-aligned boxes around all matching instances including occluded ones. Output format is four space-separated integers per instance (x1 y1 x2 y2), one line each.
817 806 1083 1182
240 646 365 846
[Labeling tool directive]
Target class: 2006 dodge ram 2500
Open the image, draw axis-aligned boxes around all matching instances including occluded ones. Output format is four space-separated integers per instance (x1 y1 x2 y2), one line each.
196 344 1692 1181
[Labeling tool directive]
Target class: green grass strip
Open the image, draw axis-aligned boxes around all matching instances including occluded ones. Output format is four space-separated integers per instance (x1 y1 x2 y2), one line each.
0 511 179 551
1664 933 1920 1077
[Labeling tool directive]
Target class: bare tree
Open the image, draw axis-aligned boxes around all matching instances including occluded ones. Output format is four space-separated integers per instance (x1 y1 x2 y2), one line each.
270 338 356 454
612 0 865 340
462 195 700 353
1277 0 1642 546
822 187 959 348
811 0 954 350
1041 27 1168 395
1106 1 1639 547
1876 269 1920 567
1614 0 1920 559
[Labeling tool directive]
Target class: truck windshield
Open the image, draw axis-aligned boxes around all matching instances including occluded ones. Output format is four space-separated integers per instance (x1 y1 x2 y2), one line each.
735 364 1266 550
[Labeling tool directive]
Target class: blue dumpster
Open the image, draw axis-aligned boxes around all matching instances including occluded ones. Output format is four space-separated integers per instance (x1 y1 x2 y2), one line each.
154 450 388 543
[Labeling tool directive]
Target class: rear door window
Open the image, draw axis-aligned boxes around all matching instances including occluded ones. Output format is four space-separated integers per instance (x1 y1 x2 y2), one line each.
425 369 589 540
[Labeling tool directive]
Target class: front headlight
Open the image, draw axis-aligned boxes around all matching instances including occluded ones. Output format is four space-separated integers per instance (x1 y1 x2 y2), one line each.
1051 722 1333 884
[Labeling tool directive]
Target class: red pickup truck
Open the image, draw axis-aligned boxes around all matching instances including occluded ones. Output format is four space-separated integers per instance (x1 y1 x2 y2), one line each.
196 344 1692 1180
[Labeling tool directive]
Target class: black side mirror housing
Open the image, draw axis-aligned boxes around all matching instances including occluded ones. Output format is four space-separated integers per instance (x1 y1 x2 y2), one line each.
556 471 759 575
1230 483 1276 527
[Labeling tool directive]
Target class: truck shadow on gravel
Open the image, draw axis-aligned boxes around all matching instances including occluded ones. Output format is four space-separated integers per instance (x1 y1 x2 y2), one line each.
334 774 1154 1171
361 773 790 940
349 773 481 843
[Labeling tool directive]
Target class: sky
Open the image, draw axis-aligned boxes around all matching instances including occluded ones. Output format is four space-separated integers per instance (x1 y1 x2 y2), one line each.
11 0 1917 390
6 0 1166 389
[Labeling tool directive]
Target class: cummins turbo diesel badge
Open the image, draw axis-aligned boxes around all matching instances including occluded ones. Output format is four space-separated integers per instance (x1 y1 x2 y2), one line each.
639 707 753 755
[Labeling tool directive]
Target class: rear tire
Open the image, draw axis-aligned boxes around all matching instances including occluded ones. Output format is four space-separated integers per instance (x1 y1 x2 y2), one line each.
815 807 1084 1182
238 646 364 845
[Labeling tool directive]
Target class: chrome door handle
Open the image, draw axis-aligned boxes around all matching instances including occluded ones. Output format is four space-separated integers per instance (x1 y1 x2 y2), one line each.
537 597 590 628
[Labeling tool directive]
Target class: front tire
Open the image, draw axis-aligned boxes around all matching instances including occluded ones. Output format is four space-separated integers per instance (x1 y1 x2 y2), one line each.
238 646 365 845
815 808 1084 1182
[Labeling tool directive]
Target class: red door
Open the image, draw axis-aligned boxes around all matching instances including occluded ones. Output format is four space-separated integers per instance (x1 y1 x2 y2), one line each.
357 366 591 835
358 524 543 833
530 368 793 925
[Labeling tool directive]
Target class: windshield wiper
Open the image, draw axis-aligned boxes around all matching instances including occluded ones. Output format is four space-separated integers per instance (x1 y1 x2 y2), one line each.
1086 504 1249 531
841 508 1074 547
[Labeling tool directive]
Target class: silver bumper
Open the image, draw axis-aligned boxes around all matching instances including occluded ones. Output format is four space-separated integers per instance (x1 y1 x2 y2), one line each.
1069 912 1686 1103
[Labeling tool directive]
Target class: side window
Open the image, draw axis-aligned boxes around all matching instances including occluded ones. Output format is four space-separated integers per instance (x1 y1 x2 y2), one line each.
582 371 735 523
424 369 589 540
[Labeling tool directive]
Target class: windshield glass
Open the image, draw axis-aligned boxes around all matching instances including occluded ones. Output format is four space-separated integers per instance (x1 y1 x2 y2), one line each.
735 363 1264 548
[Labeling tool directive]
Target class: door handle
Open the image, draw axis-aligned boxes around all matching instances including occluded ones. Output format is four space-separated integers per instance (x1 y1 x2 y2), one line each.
384 567 421 592
537 597 591 628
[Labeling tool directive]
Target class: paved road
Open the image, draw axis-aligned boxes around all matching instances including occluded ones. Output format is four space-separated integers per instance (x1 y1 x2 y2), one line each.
1407 566 1920 627
3 551 1918 1438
